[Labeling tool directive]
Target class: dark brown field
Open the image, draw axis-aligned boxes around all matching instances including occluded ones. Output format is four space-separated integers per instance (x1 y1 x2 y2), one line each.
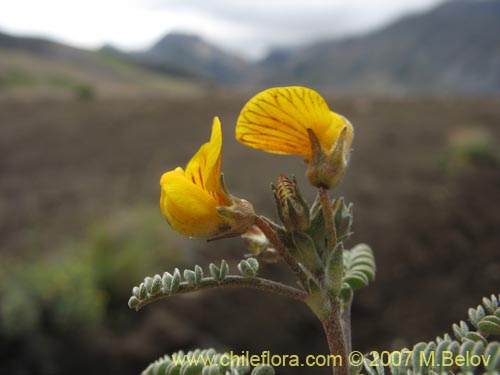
1 95 500 375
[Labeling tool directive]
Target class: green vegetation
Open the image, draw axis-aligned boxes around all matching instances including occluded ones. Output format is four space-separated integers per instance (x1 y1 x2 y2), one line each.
0 68 36 88
445 127 499 173
0 46 204 99
0 205 188 337
0 68 96 99
0 246 106 336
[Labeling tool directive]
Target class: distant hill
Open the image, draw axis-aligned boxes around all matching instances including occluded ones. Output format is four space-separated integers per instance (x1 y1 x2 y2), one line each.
0 32 204 98
2 0 500 97
133 32 250 84
258 0 500 95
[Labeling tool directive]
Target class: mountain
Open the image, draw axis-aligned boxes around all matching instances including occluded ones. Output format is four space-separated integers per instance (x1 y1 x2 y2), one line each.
0 32 204 98
2 0 499 96
135 32 250 84
258 0 500 95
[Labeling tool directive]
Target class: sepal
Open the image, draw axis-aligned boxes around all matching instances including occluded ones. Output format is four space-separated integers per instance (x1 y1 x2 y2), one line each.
208 174 256 241
290 232 323 275
306 127 350 189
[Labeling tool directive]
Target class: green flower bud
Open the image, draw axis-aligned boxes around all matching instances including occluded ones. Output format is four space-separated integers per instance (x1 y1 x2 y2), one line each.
272 175 310 232
241 225 272 255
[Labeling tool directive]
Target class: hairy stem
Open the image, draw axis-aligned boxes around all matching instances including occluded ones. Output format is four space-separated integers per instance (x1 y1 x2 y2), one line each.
133 275 308 311
319 187 337 248
341 299 352 355
322 302 349 375
318 187 349 375
254 215 309 287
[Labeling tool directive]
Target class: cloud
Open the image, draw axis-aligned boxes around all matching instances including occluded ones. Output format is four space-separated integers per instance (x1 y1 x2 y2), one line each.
144 0 445 58
0 0 445 59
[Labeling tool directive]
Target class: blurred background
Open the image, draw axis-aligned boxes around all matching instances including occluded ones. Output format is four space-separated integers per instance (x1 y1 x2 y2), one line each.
1 0 499 374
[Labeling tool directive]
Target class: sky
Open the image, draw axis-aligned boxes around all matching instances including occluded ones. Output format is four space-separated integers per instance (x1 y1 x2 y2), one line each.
0 0 445 59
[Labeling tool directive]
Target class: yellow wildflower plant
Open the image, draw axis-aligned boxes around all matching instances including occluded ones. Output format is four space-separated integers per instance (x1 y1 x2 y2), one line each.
236 86 354 189
160 117 254 238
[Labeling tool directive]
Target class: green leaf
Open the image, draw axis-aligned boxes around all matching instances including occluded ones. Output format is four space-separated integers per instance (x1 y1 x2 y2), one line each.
132 286 140 299
162 272 174 294
143 349 273 375
412 342 435 375
469 305 486 328
145 276 154 295
209 261 228 282
238 258 259 277
128 296 139 309
167 361 181 375
290 231 322 272
484 342 500 372
349 361 363 375
465 331 487 344
452 321 469 341
219 261 229 280
459 340 484 373
363 355 385 375
180 360 203 375
202 366 220 375
435 340 459 369
478 315 500 335
343 271 369 290
389 348 411 375
184 270 197 287
156 359 170 375
195 265 203 285
483 295 499 314
343 244 376 291
333 198 353 242
151 274 163 295
251 365 275 375
171 268 181 293
139 282 148 300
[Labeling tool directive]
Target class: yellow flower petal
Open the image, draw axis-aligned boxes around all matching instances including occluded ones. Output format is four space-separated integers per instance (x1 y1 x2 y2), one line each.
185 117 225 199
236 86 344 160
160 168 229 237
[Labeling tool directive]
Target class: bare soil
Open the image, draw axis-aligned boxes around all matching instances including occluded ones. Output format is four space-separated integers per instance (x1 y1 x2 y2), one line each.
1 95 499 374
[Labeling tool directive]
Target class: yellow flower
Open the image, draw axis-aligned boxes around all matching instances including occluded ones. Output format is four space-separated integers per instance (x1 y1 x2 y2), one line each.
160 117 254 238
236 86 354 189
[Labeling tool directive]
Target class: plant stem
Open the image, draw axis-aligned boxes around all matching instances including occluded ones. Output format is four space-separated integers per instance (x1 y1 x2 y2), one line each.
319 187 337 248
317 187 349 375
322 302 349 375
134 275 308 311
341 299 352 355
254 215 309 287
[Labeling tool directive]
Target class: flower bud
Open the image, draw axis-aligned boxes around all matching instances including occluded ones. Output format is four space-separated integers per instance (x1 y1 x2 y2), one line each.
241 225 271 255
241 225 280 263
272 175 310 232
